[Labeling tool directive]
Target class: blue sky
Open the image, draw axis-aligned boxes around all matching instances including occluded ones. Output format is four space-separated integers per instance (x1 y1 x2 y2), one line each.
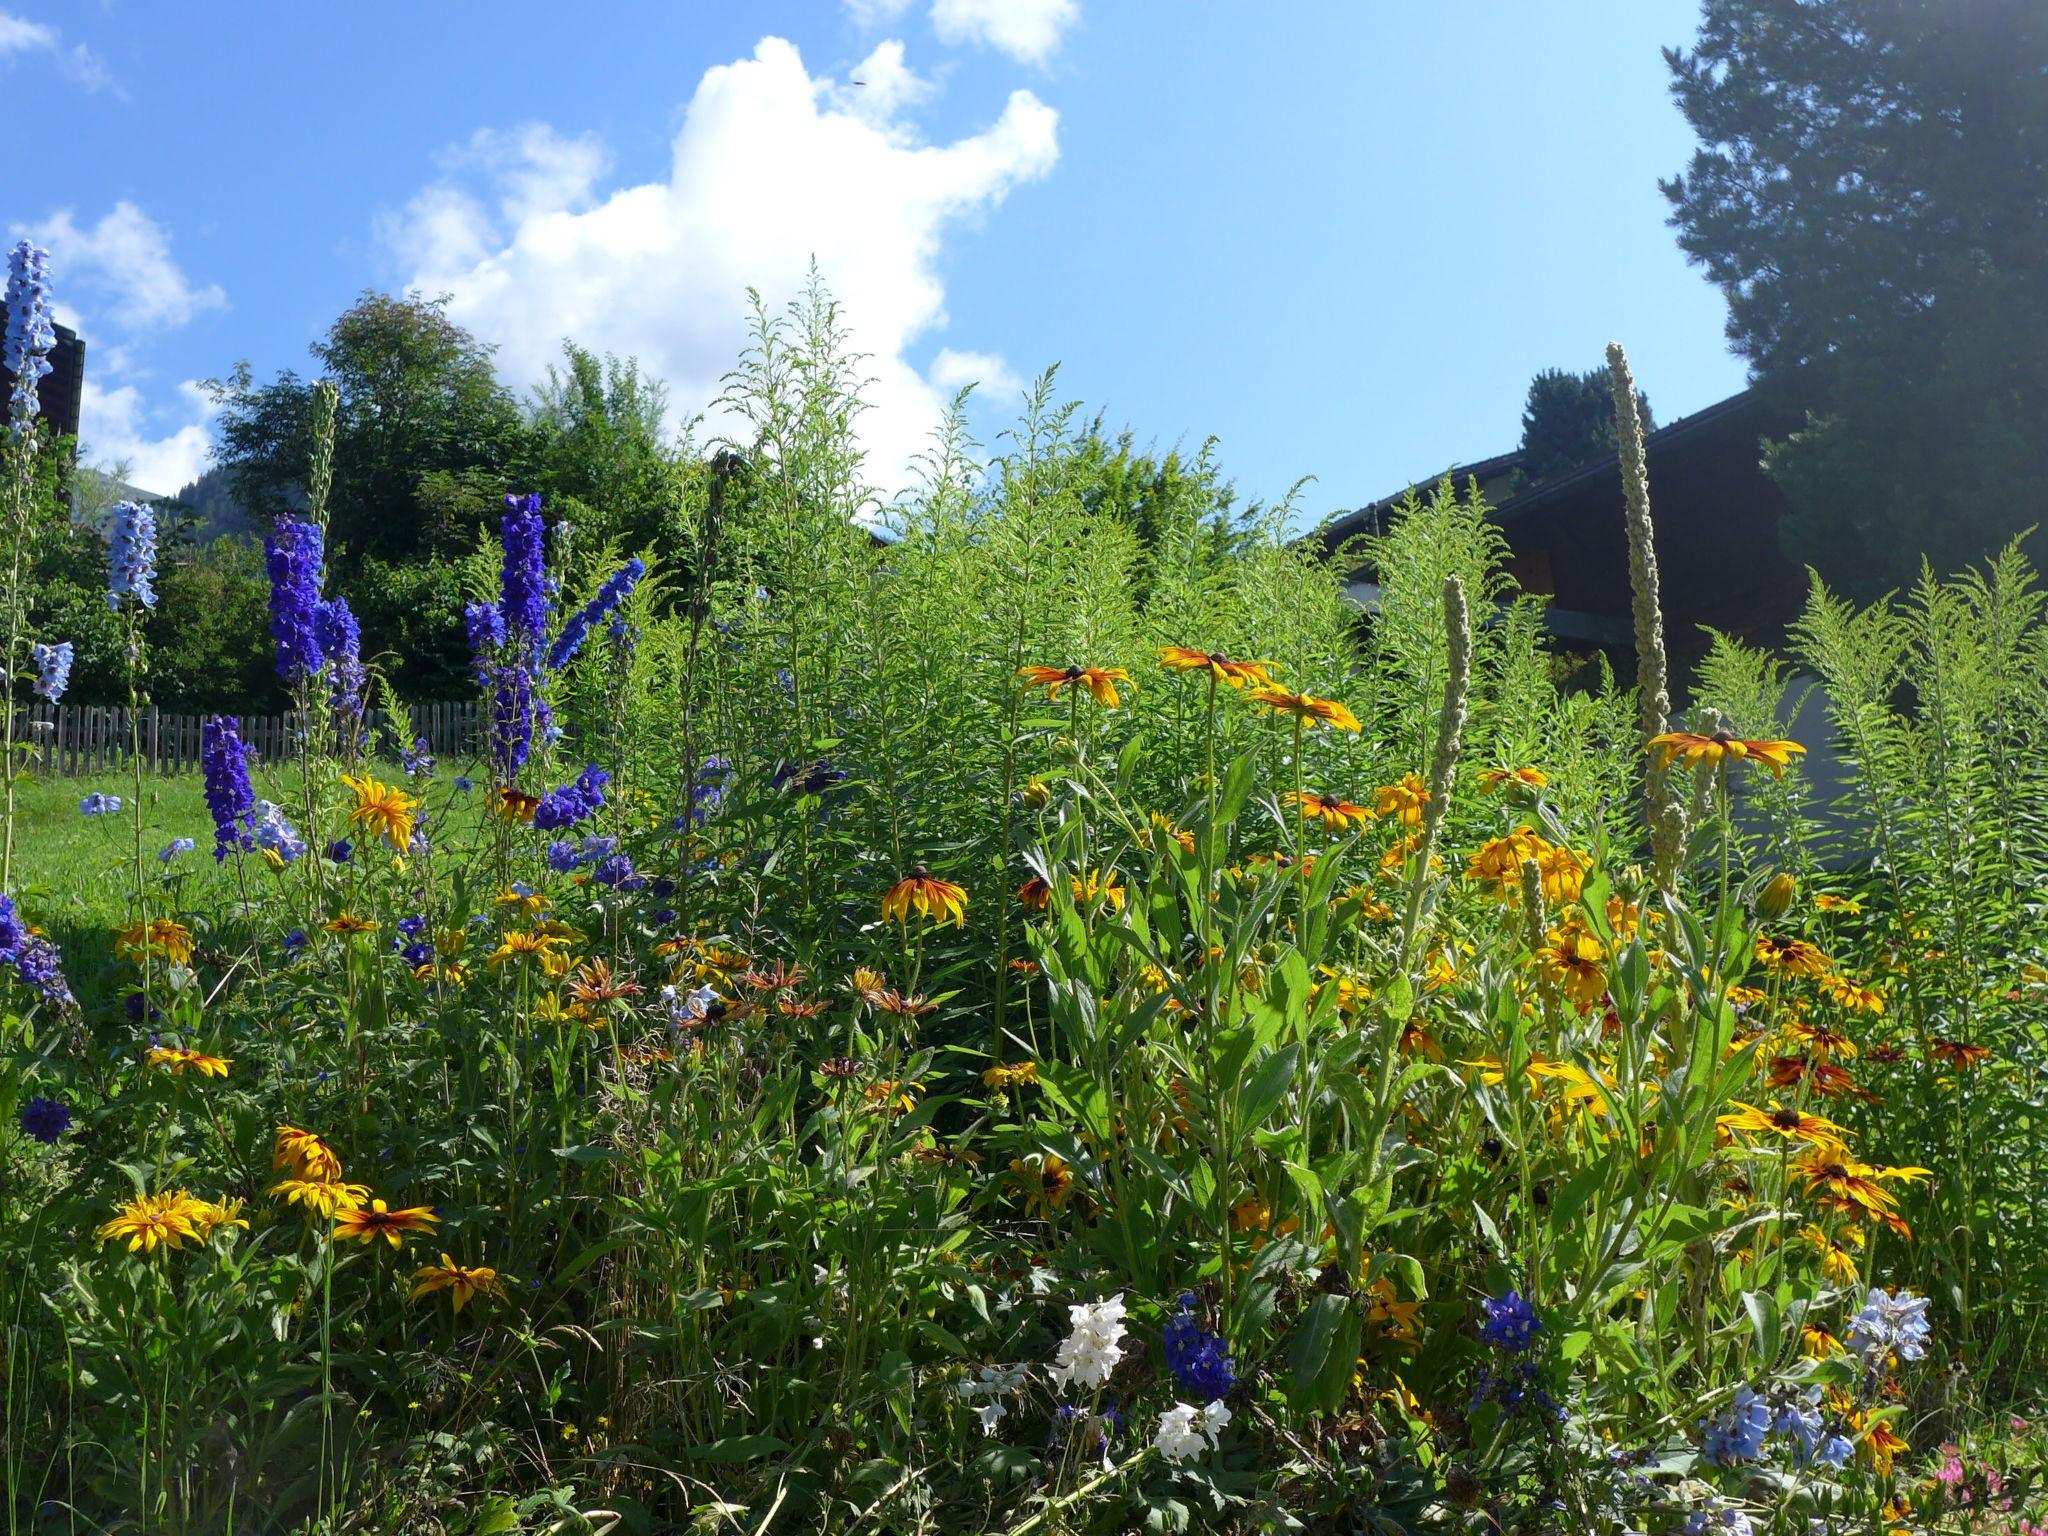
4 1 1746 522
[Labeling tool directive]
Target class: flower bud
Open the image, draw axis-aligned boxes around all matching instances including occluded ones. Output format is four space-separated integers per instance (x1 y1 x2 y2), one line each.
1021 777 1051 811
1757 872 1797 921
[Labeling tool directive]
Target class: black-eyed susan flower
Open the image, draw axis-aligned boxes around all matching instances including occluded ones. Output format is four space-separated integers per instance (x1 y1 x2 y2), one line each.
1794 1149 1928 1232
1814 893 1863 914
983 1060 1039 1091
1070 869 1126 910
115 918 195 966
274 1125 344 1181
188 1197 250 1239
1647 730 1805 775
147 1045 231 1078
1247 686 1361 732
1009 1152 1073 1219
342 773 418 850
1783 1014 1859 1060
1798 1223 1864 1285
411 1254 505 1313
488 928 568 970
1285 791 1374 831
1157 646 1275 689
1756 933 1832 977
1374 773 1430 826
881 866 967 928
850 967 891 1008
497 885 550 918
875 988 937 1019
494 787 540 824
1535 921 1608 1008
97 1190 206 1253
271 1177 372 1218
1820 974 1887 1014
862 1079 923 1116
1018 664 1131 707
1800 1323 1846 1358
1476 766 1548 793
333 1198 440 1249
1145 812 1195 854
322 912 377 937
1717 1100 1850 1150
1014 876 1051 911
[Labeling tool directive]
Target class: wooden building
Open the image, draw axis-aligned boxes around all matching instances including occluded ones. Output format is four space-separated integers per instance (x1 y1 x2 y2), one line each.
1315 385 1808 675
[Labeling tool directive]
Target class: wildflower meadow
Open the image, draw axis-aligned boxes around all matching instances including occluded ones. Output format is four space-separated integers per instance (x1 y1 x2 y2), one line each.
7 238 2048 1536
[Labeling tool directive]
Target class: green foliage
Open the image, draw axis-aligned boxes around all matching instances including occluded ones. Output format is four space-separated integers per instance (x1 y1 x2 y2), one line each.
1664 0 2048 593
1516 367 1653 486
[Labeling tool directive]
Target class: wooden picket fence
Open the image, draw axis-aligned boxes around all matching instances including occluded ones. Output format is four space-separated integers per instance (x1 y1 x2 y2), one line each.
16 700 480 776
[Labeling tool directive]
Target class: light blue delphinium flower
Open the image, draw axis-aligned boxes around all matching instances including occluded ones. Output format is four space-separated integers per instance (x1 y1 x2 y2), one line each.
79 792 121 816
1847 1288 1931 1367
1700 1386 1772 1465
158 837 196 863
31 641 72 701
106 500 159 610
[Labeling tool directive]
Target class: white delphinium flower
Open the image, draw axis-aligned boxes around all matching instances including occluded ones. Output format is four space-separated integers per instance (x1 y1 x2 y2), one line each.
975 1400 1006 1436
1154 1399 1232 1463
1049 1295 1128 1390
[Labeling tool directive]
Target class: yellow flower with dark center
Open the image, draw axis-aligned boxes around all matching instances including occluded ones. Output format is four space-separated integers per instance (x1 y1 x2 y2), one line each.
1285 791 1374 831
1535 921 1608 1008
1848 1409 1908 1475
116 918 195 966
1783 1014 1859 1061
1797 1223 1864 1285
494 787 540 823
1374 773 1431 827
1158 646 1276 689
412 1254 505 1313
1014 876 1051 911
147 1045 231 1078
1820 973 1886 1014
881 866 967 928
1718 1101 1849 1150
1647 730 1805 775
488 928 567 970
497 886 550 918
1365 1275 1422 1343
863 1079 923 1116
271 1178 372 1218
1814 893 1863 914
1800 1323 1845 1358
333 1198 440 1248
983 1060 1039 1091
1146 812 1196 854
274 1125 344 1181
1249 686 1361 732
342 773 418 850
1756 933 1832 977
1009 1152 1074 1219
1466 827 1546 889
189 1197 249 1238
1927 1037 1991 1070
1018 663 1131 707
322 912 377 937
1070 869 1126 910
1793 1149 1929 1233
97 1190 206 1253
1536 843 1586 904
1476 766 1548 793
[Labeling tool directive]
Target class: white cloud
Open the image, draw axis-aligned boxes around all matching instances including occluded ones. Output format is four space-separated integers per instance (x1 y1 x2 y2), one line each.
826 40 936 123
18 202 225 330
0 10 55 53
0 10 115 92
843 0 913 26
81 379 219 496
930 0 1077 65
929 347 1021 402
385 35 1057 495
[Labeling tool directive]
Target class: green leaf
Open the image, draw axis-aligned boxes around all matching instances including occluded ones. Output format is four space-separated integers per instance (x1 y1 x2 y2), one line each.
1286 1293 1362 1413
1237 1043 1301 1132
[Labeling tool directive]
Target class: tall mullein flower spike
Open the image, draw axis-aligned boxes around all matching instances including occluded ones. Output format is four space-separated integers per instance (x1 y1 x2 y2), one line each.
1399 574 1472 964
1686 705 1728 830
305 380 338 532
1607 341 1688 888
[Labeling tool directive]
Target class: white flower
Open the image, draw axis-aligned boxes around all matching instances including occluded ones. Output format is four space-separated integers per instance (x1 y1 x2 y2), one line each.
975 1400 1006 1436
1049 1295 1128 1391
1154 1399 1232 1463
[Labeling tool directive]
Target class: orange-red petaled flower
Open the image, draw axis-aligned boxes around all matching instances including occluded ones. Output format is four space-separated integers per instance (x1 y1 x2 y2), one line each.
568 959 643 1008
1158 646 1276 690
1783 1014 1859 1061
1647 731 1806 775
776 995 830 1018
1285 791 1374 831
332 1198 440 1249
1014 877 1051 911
1717 1100 1850 1150
738 959 807 993
1926 1038 1991 1069
876 989 937 1019
147 1046 231 1078
1476 766 1548 793
1018 664 1131 707
1767 1054 1877 1101
494 787 540 823
1247 686 1361 732
882 866 968 927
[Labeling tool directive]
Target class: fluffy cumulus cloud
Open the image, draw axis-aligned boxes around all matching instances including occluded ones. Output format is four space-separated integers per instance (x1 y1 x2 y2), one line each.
80 380 220 496
929 0 1078 65
20 202 225 330
384 36 1057 493
929 347 1023 403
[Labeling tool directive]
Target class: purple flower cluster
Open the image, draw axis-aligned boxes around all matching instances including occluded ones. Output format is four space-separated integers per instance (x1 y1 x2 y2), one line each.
316 595 364 729
465 602 506 681
201 716 257 859
547 557 646 670
533 764 610 831
32 641 71 702
592 853 645 889
20 1094 71 1145
265 518 326 681
0 895 71 1008
401 736 435 777
5 240 56 428
1162 1294 1237 1403
106 501 158 610
1480 1290 1541 1352
499 493 550 644
547 833 617 873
